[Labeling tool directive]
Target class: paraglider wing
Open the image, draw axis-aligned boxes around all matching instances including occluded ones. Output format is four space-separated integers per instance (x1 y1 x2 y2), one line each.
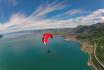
42 33 53 45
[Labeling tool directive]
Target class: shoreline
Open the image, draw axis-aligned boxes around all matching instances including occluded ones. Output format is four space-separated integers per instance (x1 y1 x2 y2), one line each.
80 45 98 70
78 41 103 70
63 36 98 70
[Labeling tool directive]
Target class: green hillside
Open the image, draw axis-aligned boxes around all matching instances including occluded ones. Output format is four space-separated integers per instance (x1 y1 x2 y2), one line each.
76 23 104 70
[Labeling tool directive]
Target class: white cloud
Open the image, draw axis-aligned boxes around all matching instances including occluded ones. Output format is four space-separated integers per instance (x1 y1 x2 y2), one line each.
73 8 104 25
32 1 68 18
52 9 85 19
0 1 104 34
65 9 85 15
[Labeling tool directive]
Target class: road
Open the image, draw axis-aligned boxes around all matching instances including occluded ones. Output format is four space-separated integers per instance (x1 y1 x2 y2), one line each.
94 43 104 69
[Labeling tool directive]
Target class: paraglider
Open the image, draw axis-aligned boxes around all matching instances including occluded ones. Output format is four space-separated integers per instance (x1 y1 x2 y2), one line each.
42 33 54 45
42 33 54 53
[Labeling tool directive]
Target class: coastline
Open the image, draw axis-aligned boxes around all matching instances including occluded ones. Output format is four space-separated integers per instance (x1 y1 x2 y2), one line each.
80 42 98 70
63 35 98 70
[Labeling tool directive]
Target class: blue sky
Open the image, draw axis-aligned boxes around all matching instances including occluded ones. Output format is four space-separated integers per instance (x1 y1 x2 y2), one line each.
0 0 104 33
0 0 104 22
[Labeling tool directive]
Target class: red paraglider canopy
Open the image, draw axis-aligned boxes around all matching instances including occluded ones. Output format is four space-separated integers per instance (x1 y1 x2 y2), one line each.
42 33 54 45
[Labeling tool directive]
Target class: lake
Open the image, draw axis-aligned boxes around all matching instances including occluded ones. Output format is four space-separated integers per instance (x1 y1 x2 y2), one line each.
0 32 91 70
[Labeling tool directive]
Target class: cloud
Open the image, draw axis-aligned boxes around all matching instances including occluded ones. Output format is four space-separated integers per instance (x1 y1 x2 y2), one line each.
101 16 104 21
0 1 104 34
65 9 85 15
73 8 104 25
32 1 68 18
53 9 88 19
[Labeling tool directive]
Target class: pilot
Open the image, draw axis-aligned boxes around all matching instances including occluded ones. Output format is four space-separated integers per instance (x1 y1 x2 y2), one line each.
47 50 51 53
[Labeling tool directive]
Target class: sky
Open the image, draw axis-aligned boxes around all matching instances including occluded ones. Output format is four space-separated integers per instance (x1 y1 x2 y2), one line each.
0 0 104 34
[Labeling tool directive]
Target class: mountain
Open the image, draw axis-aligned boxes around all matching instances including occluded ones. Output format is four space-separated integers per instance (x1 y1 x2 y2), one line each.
75 23 104 39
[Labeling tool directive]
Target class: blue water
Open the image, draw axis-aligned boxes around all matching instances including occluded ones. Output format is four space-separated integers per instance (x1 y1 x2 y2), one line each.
0 32 91 70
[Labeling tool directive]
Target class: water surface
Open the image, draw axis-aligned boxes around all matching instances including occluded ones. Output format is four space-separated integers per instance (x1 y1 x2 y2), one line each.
0 32 91 70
